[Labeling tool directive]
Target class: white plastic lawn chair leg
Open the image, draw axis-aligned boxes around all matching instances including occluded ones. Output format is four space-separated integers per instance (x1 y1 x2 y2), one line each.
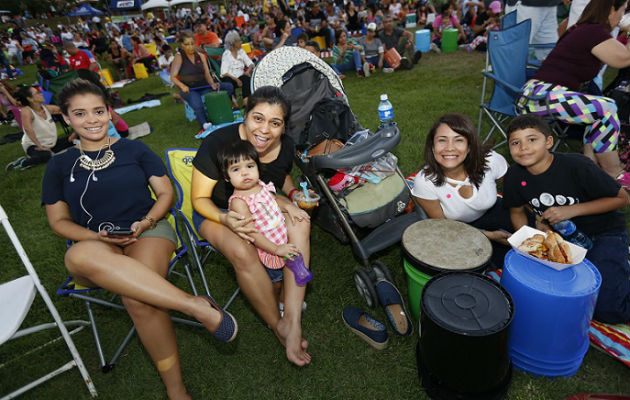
0 207 98 398
1 361 79 400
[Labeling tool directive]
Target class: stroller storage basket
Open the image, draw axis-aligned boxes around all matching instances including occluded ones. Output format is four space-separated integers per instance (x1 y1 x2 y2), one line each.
339 173 409 228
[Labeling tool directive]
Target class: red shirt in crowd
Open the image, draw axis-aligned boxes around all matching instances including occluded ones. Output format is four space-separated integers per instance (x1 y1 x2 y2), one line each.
195 31 220 47
69 50 93 70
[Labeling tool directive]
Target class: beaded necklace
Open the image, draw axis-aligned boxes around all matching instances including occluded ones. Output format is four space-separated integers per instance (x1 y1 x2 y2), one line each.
79 137 116 171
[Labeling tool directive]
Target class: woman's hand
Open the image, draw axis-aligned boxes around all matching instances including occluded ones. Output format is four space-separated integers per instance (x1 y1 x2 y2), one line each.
541 206 575 226
483 230 511 246
97 230 137 246
236 78 243 87
130 219 151 238
223 210 257 242
211 82 219 91
181 84 190 93
285 203 310 224
275 243 300 258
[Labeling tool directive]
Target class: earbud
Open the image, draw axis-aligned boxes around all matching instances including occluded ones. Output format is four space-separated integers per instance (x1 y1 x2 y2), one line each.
92 174 98 182
70 174 75 183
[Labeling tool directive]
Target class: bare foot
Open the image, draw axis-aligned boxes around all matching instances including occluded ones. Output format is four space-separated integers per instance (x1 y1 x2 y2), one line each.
276 318 311 366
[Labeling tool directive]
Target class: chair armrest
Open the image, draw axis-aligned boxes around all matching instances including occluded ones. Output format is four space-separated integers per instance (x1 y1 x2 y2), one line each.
482 71 524 96
529 43 555 49
190 85 211 92
482 71 547 101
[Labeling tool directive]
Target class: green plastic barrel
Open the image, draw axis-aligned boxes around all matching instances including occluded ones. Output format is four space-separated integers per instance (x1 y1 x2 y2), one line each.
441 28 458 53
203 91 233 124
403 258 433 321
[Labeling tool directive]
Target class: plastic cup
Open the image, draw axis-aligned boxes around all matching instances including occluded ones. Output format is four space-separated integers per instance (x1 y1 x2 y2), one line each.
293 191 320 211
284 253 313 285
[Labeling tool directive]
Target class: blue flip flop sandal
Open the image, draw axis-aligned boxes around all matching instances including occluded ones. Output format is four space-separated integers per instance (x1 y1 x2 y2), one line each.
375 280 413 336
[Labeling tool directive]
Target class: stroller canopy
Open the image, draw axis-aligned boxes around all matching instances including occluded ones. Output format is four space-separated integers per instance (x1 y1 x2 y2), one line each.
251 46 350 143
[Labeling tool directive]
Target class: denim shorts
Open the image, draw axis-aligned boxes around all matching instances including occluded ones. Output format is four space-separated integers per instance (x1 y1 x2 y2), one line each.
587 230 630 324
192 209 284 283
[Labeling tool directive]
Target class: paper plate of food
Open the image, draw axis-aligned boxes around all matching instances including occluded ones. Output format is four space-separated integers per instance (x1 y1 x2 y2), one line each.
507 225 588 271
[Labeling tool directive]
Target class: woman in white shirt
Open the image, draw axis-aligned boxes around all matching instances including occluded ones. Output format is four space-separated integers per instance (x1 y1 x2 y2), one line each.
6 85 75 171
6 37 23 65
412 113 517 267
221 30 254 106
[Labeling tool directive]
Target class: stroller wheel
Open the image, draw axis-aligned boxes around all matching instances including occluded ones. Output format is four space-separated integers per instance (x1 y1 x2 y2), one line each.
354 269 377 308
372 261 394 284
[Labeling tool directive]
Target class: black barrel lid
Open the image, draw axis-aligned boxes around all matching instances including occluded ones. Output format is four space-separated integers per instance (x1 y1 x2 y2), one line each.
422 272 513 336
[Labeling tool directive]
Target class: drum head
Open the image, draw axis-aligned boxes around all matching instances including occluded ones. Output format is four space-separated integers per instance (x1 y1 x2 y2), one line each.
402 219 492 273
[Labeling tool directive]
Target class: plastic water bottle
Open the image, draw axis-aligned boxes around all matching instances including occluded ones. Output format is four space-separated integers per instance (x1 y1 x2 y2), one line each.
553 220 593 250
378 94 394 128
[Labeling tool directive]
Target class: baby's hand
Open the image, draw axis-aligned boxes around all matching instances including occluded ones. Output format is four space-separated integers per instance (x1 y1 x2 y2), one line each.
275 243 300 258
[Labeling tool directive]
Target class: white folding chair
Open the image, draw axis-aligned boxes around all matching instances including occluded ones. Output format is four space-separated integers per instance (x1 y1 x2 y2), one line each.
0 205 97 399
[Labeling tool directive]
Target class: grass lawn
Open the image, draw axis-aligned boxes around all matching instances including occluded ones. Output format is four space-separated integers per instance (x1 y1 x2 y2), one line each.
0 52 629 400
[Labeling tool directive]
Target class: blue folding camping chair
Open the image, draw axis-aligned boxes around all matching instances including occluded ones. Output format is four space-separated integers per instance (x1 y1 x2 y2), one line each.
478 19 537 147
165 148 241 311
500 10 517 30
477 19 568 149
500 10 555 73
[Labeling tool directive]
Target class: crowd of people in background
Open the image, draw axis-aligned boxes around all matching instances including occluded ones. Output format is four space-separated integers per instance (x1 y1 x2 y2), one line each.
0 0 513 82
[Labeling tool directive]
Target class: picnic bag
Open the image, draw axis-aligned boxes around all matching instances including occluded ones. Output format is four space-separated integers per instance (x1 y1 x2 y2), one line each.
384 48 402 70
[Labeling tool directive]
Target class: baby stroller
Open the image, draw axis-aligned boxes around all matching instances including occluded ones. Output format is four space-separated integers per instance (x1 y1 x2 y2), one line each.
251 47 427 307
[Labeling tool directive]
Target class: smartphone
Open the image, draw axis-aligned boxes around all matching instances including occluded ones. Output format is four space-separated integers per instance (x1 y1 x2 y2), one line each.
108 228 134 236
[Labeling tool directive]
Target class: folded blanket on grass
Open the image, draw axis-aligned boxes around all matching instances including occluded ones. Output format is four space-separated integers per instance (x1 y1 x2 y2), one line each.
109 79 135 89
114 100 161 115
128 122 152 140
195 117 243 139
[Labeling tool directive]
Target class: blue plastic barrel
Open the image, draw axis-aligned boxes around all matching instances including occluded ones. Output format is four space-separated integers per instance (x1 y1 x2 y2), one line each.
415 29 431 53
500 250 601 377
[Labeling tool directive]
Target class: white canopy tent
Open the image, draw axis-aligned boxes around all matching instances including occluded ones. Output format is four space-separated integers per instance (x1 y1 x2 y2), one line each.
141 0 171 10
168 0 200 5
141 0 198 9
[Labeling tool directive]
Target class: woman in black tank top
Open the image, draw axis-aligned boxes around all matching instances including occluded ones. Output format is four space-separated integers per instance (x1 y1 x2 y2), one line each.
170 31 235 130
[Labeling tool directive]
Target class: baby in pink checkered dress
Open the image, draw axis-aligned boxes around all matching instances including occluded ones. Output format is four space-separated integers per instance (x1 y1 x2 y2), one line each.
223 143 301 273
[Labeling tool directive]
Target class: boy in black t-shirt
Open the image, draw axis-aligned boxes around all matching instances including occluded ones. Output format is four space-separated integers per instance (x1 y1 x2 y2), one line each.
503 114 630 324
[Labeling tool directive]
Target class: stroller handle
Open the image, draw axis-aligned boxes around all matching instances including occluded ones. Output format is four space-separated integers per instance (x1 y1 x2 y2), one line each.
310 123 401 170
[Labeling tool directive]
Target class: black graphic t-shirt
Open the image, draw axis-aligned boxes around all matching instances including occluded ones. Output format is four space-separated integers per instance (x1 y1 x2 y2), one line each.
503 152 625 236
